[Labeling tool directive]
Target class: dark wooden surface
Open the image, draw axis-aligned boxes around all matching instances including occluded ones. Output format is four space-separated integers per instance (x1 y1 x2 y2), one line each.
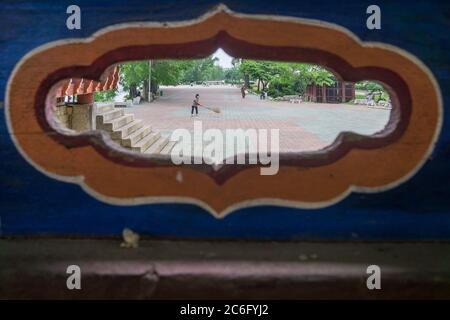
1 238 450 299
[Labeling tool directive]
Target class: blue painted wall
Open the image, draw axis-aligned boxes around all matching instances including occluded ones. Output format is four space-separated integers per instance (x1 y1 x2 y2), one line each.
1 0 449 239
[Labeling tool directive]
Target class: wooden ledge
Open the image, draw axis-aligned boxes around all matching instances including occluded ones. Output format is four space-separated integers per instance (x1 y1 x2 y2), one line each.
1 238 450 299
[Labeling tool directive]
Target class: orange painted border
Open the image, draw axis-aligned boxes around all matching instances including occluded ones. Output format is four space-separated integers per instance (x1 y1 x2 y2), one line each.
5 7 442 216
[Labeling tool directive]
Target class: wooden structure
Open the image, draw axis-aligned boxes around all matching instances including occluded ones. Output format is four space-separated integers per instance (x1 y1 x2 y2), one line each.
305 80 355 103
1 1 449 299
56 65 120 104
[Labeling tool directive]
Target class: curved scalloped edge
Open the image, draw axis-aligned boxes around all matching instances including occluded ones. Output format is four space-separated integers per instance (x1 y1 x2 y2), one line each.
5 4 442 217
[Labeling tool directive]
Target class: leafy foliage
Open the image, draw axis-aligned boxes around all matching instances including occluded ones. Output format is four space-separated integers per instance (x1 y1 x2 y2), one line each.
120 61 149 91
119 57 341 99
355 81 384 92
224 66 242 83
120 58 228 99
239 60 282 90
94 90 117 102
153 60 195 85
355 81 389 101
181 57 224 83
238 61 335 97
119 61 150 99
306 66 336 87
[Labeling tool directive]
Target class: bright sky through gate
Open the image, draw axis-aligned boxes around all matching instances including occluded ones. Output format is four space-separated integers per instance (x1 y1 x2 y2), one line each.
212 48 233 69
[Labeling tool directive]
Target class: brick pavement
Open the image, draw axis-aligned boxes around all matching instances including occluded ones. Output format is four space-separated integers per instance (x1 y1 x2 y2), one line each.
125 85 390 154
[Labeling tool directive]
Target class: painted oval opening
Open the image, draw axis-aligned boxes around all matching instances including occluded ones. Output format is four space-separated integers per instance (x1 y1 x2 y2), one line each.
7 8 440 214
46 52 400 180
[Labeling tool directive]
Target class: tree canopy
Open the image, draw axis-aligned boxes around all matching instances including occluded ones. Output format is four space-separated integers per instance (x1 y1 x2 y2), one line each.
181 57 224 83
237 60 336 97
119 58 230 99
120 60 195 99
118 56 339 100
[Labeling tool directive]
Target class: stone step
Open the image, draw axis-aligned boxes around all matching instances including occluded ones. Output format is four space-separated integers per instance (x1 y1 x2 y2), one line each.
96 108 124 123
131 131 161 153
159 141 177 156
101 114 134 131
178 139 212 158
112 139 122 147
96 103 114 113
122 125 152 147
145 136 169 155
110 119 143 139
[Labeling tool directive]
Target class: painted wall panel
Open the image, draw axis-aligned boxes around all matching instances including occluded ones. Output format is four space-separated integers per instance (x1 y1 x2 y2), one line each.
0 0 449 239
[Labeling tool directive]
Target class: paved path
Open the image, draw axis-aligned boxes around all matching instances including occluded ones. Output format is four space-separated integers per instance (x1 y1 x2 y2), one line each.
125 85 390 153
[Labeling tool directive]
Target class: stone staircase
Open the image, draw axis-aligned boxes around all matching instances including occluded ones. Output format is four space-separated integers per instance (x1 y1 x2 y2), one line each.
95 103 177 156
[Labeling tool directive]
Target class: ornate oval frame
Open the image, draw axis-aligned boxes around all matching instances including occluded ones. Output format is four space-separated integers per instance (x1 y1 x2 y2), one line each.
5 6 442 216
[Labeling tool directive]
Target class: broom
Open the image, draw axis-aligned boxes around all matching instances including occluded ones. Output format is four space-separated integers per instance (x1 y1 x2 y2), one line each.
202 105 221 113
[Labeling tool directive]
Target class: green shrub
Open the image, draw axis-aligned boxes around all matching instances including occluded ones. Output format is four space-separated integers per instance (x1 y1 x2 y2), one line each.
95 90 117 102
355 94 366 100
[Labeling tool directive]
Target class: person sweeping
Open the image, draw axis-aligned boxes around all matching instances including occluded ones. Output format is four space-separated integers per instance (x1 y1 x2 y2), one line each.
191 94 201 117
191 93 220 117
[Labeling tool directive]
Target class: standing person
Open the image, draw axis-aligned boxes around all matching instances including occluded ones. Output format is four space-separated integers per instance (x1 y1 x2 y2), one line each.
191 93 202 117
241 86 246 99
133 90 141 105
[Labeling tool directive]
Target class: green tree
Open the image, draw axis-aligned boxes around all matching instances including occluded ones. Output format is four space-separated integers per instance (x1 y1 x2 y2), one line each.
120 58 340 100
307 66 336 87
239 60 283 90
209 64 225 81
266 63 309 97
120 60 195 100
152 60 194 85
355 80 384 92
239 60 313 97
224 65 242 84
181 57 223 83
94 90 117 102
120 61 149 100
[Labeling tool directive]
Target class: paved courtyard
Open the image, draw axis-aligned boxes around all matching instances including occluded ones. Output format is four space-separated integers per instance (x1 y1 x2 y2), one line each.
124 85 390 154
